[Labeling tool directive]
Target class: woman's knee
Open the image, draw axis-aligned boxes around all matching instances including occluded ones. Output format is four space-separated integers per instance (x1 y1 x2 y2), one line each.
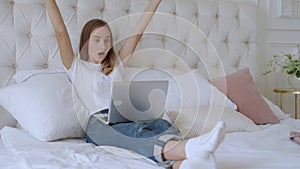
149 119 172 130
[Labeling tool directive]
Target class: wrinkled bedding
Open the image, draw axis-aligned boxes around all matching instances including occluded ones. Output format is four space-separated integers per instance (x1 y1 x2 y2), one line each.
1 127 162 169
1 117 300 169
0 139 19 169
216 117 300 169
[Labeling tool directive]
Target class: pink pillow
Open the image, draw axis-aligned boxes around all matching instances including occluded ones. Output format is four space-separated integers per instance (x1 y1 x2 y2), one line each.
210 68 279 124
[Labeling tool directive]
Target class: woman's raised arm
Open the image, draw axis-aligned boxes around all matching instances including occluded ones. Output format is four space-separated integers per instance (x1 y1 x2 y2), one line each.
45 0 74 69
118 0 161 66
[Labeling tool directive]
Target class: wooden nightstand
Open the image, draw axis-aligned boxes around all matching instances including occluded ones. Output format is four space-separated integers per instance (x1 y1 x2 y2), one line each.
273 88 300 119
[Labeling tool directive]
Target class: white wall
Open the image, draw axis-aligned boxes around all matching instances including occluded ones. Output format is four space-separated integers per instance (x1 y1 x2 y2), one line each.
257 0 300 117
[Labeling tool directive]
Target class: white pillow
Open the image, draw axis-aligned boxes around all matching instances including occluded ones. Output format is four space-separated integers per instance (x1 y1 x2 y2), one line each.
0 107 16 130
172 70 237 110
126 68 237 111
0 72 84 141
262 96 289 120
13 69 65 83
167 106 260 139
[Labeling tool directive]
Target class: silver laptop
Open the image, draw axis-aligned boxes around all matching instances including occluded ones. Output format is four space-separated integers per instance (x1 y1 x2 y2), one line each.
95 80 169 125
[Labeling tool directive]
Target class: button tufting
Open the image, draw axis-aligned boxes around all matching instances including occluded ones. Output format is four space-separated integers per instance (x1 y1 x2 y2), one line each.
161 37 166 43
73 5 77 10
43 63 48 68
125 9 130 14
193 64 198 69
27 33 32 38
10 0 14 5
100 8 105 13
12 64 17 68
41 2 46 7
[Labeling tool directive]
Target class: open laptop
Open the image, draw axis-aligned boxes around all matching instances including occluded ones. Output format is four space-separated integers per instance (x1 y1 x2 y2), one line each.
94 80 169 125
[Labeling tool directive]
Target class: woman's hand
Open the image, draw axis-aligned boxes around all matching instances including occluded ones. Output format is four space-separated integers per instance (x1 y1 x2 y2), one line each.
118 0 162 66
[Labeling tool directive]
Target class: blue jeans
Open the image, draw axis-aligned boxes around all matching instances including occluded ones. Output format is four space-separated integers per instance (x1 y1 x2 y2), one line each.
86 109 181 168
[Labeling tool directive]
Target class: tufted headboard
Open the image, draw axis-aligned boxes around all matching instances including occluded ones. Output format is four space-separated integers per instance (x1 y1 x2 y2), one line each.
0 0 257 88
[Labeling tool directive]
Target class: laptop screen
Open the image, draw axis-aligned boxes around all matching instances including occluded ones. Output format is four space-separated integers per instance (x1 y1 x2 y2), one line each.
107 80 169 124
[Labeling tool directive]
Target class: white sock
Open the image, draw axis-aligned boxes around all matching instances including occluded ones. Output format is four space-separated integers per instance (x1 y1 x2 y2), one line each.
185 121 226 159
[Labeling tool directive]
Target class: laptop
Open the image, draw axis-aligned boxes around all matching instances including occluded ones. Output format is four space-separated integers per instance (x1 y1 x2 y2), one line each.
94 80 169 125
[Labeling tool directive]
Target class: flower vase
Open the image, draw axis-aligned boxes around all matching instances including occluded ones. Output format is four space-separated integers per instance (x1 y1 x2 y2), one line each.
287 75 300 89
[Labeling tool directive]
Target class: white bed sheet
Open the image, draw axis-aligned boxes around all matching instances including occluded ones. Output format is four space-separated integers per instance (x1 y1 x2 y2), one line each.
0 117 300 169
0 127 163 169
217 117 300 169
0 139 19 169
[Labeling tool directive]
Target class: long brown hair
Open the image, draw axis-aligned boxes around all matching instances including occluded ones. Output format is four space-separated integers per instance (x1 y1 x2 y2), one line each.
79 19 116 75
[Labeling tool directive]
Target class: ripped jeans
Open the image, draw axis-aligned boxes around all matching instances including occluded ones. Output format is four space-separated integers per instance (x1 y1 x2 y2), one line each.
86 109 181 168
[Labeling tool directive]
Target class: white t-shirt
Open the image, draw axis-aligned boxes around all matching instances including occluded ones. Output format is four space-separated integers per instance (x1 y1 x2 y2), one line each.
65 57 123 129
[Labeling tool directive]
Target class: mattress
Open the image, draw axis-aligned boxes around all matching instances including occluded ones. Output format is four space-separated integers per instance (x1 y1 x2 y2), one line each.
1 116 300 169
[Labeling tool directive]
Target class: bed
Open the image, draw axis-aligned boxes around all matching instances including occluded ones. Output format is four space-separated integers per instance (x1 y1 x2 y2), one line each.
0 0 300 168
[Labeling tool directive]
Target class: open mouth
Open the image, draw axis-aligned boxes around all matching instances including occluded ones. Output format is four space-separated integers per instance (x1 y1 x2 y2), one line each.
98 52 105 56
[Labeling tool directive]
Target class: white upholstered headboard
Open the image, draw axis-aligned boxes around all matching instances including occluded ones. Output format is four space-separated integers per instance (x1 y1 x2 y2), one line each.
0 0 257 125
0 0 257 86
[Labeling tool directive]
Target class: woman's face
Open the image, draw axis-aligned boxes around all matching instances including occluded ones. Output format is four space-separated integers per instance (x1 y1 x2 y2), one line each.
88 26 112 64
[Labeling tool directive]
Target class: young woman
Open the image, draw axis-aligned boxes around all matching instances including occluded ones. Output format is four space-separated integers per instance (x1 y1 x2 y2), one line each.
45 0 226 169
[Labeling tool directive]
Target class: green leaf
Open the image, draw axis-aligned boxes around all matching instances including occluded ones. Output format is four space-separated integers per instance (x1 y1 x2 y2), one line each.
296 71 300 78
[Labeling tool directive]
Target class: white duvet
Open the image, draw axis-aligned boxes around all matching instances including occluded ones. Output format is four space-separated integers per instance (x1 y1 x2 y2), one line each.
216 117 300 169
0 127 163 169
1 117 300 169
